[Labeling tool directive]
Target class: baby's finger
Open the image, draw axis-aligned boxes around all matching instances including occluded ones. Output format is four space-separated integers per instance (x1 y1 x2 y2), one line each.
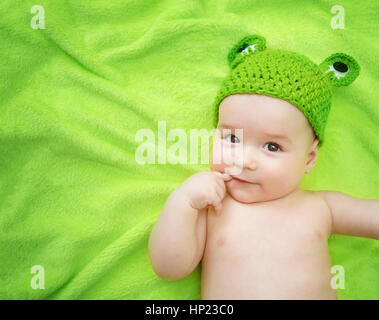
221 173 232 181
214 171 232 181
215 177 227 193
214 184 225 200
213 201 223 216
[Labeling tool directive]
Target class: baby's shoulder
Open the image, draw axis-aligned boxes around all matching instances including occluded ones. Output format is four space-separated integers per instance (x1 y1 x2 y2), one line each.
298 189 329 207
298 189 333 229
302 189 328 201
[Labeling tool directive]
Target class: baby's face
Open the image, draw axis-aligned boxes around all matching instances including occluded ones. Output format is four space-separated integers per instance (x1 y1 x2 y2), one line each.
210 94 319 203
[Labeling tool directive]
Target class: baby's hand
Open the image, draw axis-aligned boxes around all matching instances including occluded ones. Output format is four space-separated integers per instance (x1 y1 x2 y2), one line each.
178 171 232 216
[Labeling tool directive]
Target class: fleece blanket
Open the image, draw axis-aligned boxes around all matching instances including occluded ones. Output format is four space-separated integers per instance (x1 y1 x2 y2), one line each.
0 0 378 299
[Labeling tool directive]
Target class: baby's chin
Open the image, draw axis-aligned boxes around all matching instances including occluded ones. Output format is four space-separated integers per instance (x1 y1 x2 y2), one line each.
226 182 285 204
226 183 265 204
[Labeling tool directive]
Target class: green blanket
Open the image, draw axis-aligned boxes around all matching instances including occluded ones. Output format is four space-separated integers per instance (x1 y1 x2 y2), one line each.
0 0 378 299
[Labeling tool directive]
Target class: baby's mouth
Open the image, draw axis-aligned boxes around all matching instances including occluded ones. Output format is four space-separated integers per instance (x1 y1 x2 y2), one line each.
230 176 254 184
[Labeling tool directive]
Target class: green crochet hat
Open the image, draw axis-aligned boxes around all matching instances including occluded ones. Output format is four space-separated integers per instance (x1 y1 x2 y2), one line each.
212 35 360 145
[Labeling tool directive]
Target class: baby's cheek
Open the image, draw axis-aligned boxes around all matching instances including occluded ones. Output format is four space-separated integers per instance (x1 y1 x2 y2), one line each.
266 161 297 191
210 144 225 171
211 143 240 172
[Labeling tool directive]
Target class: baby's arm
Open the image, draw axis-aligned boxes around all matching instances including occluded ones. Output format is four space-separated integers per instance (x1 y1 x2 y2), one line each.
148 171 231 280
319 191 379 239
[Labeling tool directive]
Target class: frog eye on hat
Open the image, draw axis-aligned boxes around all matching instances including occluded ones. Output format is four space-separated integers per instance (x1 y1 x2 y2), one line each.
227 34 266 69
319 53 360 87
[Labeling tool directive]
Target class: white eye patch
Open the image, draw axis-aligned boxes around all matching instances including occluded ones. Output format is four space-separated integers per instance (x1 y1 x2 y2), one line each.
324 62 349 80
240 44 257 56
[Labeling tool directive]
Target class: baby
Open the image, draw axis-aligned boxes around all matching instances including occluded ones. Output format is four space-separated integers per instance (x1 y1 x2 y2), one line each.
148 35 379 299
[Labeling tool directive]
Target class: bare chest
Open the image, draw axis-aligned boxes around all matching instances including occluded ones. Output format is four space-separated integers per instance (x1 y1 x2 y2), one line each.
201 192 334 299
205 192 331 255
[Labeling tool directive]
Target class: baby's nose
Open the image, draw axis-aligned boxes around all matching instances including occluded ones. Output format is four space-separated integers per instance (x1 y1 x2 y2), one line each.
244 159 258 171
242 147 258 171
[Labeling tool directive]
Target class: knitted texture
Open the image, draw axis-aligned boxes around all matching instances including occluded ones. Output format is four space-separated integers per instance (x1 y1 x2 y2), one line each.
213 35 360 145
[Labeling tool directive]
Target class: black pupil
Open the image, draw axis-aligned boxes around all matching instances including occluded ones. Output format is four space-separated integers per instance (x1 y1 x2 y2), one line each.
268 144 278 151
238 44 248 52
333 62 348 73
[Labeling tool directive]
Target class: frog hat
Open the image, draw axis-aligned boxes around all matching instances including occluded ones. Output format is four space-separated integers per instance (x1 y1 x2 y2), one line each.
212 34 360 145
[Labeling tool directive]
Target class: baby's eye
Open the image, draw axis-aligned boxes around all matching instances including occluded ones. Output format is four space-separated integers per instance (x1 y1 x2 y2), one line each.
224 134 240 144
263 142 281 152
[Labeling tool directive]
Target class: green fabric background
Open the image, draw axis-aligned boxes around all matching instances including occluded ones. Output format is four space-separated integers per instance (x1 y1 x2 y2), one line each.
0 0 378 299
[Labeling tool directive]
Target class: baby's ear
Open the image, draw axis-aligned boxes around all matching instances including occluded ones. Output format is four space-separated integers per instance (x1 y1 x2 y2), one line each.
227 35 266 69
319 53 360 87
